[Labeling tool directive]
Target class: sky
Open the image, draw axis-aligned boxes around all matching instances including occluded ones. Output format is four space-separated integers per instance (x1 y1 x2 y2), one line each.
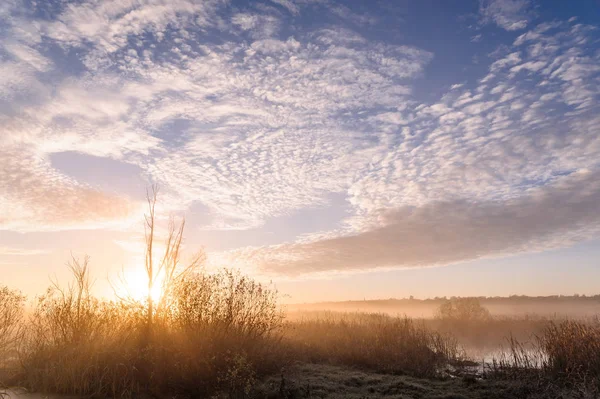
1 0 600 303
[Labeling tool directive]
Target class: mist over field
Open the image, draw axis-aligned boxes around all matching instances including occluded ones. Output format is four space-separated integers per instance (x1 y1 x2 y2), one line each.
287 296 600 319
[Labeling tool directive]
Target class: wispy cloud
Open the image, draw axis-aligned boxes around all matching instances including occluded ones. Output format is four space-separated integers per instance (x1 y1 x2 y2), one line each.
1 1 600 278
227 169 600 276
479 0 534 31
0 247 49 256
0 146 142 232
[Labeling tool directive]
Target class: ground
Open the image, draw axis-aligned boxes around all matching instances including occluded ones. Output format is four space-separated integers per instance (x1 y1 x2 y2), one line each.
251 363 579 399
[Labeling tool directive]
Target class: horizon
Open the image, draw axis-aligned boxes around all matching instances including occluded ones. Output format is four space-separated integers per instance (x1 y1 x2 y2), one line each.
2 0 600 304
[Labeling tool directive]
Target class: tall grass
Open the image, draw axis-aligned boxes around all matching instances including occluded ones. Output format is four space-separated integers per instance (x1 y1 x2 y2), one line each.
487 318 600 396
0 285 24 394
540 319 600 380
283 312 464 377
15 262 284 398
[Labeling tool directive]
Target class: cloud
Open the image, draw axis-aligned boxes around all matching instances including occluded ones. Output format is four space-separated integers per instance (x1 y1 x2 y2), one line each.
479 0 534 31
42 0 224 52
231 13 281 38
124 29 432 226
2 0 436 227
269 0 300 15
345 18 600 221
328 4 378 26
229 169 600 276
1 0 600 281
0 147 142 232
0 247 49 256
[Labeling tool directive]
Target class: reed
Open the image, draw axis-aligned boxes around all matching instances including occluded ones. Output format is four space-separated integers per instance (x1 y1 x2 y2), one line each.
16 264 284 398
282 312 464 377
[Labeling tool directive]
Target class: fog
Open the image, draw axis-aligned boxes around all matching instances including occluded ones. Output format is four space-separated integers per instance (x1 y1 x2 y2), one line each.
286 296 600 319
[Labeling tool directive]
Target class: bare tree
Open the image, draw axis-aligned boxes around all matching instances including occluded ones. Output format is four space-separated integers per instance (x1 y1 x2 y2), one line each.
145 185 157 329
144 185 205 331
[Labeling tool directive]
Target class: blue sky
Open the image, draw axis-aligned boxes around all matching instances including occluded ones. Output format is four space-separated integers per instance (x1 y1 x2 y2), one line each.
1 0 600 302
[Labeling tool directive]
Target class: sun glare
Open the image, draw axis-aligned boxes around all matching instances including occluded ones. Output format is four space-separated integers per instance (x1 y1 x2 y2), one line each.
120 267 165 303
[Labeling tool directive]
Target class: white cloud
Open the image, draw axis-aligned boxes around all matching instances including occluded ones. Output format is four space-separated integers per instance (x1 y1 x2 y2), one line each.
479 0 534 31
269 0 300 15
0 146 142 232
43 0 224 52
231 13 281 38
1 1 600 278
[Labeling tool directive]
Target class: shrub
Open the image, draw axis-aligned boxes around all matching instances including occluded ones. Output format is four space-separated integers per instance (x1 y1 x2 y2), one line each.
172 269 282 338
19 257 145 396
436 298 491 322
149 269 285 397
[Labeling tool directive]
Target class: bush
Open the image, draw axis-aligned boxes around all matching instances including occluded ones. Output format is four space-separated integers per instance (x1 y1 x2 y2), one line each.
148 269 285 397
17 189 286 398
171 269 283 339
436 298 491 322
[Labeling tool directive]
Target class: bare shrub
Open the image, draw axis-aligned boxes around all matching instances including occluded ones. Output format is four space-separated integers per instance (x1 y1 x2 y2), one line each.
149 270 284 397
143 188 203 322
172 269 282 337
19 256 145 396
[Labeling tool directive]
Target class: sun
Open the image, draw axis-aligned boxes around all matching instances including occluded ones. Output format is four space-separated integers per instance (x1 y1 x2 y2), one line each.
119 267 165 303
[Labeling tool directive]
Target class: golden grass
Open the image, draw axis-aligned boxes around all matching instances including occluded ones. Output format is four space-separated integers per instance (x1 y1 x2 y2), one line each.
281 312 465 378
9 266 284 398
485 318 600 397
3 274 600 398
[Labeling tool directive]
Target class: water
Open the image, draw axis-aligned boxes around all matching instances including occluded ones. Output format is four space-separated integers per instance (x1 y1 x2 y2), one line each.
3 390 75 399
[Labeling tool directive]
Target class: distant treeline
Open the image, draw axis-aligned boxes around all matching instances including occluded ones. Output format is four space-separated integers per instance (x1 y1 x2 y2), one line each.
293 294 600 306
287 295 600 318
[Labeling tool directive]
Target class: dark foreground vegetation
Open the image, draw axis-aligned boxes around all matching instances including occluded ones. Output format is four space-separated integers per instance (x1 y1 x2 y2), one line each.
2 275 600 398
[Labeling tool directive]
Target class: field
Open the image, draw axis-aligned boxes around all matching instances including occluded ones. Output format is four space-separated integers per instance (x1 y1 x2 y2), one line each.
2 265 600 399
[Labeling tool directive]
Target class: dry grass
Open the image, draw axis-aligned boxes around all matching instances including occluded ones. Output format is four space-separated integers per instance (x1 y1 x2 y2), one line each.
3 270 599 399
6 285 473 398
0 285 24 396
3 286 600 398
13 264 284 399
540 319 600 380
486 319 600 397
282 312 465 378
